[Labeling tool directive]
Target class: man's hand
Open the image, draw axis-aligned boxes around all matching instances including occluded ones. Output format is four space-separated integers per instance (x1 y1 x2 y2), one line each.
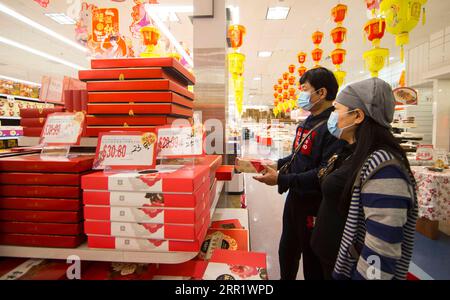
253 165 278 186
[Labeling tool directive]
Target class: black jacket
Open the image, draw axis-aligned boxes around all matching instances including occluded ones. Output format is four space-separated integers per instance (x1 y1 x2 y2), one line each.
277 106 346 215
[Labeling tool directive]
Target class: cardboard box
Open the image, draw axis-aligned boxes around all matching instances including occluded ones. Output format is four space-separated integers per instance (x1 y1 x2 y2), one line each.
84 209 209 240
85 126 157 137
0 210 82 223
0 233 85 248
202 249 268 280
0 197 80 211
198 229 249 260
83 179 210 209
0 172 85 186
82 165 210 193
20 117 47 127
0 154 94 173
0 221 83 236
87 91 193 107
86 80 194 100
87 103 192 117
0 185 80 199
90 57 195 86
19 107 64 118
86 115 179 126
79 67 190 88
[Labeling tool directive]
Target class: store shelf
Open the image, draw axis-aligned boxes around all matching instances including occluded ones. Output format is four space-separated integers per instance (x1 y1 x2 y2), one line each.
0 117 20 120
0 136 19 140
19 136 98 147
0 178 225 264
0 94 41 103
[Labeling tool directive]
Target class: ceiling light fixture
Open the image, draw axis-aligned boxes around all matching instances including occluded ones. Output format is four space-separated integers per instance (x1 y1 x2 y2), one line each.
258 51 273 58
266 7 290 20
145 4 193 67
44 13 76 25
0 36 86 70
0 75 41 87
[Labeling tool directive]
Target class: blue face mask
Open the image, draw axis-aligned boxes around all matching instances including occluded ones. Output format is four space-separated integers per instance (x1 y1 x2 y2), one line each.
297 89 323 111
327 110 356 139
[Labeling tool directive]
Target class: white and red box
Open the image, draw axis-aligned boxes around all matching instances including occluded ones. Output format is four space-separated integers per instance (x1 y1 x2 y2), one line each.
87 91 193 107
84 207 210 241
81 165 210 193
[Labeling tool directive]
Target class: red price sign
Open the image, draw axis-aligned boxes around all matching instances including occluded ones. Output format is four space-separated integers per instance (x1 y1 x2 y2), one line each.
40 112 85 146
93 131 158 170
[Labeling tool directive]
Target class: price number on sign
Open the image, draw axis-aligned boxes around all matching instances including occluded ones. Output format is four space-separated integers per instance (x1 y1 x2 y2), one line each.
102 144 127 159
43 124 62 136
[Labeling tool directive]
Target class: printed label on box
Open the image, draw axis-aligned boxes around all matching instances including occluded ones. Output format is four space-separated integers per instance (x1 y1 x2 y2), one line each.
40 112 85 146
111 223 165 240
110 207 165 223
115 237 169 251
110 191 165 207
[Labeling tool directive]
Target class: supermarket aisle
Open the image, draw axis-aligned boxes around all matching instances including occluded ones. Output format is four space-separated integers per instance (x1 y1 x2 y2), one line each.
245 173 304 280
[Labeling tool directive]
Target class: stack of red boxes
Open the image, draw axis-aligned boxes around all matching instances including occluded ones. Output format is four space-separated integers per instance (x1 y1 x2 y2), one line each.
78 57 196 137
20 107 65 137
82 161 218 253
0 154 94 248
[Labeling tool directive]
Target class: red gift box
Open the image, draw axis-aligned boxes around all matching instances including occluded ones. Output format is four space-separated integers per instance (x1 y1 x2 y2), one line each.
0 221 83 235
151 260 208 279
83 178 210 209
80 67 190 88
85 126 157 137
86 80 194 100
64 90 74 112
215 165 234 181
88 91 193 107
0 185 80 199
20 117 47 127
81 262 155 280
198 229 249 260
82 165 210 193
86 115 179 126
87 103 193 117
19 107 64 118
84 209 209 240
90 57 195 86
210 219 243 230
0 197 80 211
0 154 94 173
0 210 82 223
81 90 88 113
0 172 85 186
73 90 82 112
0 233 85 248
87 218 209 252
23 127 43 137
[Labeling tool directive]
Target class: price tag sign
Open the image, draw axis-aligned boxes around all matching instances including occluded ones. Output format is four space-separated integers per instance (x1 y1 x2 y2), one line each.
157 126 205 159
40 112 85 146
93 131 158 170
416 144 434 161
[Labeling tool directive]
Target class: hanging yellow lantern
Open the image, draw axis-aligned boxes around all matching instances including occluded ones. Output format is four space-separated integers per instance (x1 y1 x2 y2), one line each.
363 47 390 77
228 53 246 76
380 0 427 62
140 26 160 58
333 70 347 87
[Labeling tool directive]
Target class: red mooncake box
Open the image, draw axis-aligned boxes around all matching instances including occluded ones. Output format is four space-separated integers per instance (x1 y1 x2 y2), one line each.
83 179 210 209
0 221 83 236
82 164 210 193
215 165 235 181
0 172 86 186
20 117 47 127
87 103 193 117
19 107 65 118
0 197 80 211
0 154 94 173
87 91 194 107
90 57 195 85
197 229 249 260
0 210 82 223
23 127 43 137
86 115 179 126
85 126 157 137
0 185 80 199
86 80 194 100
87 220 208 252
0 233 85 248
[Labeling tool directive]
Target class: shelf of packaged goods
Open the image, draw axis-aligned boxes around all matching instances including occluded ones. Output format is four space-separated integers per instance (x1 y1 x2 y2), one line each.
18 136 99 147
0 178 225 264
0 94 41 103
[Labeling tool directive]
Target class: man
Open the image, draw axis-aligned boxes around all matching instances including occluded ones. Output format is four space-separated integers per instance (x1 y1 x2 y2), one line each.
254 67 346 280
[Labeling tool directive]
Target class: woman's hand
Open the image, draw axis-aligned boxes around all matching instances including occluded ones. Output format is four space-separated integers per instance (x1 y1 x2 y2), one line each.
253 165 278 186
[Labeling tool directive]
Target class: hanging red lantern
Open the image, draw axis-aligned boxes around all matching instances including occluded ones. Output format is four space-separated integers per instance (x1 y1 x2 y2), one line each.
331 4 348 25
298 66 307 77
283 82 289 90
288 64 296 74
289 87 296 97
331 49 347 66
364 18 386 46
283 91 289 99
288 76 296 85
312 48 323 65
312 31 324 46
297 51 307 64
274 92 279 99
282 72 289 81
277 95 283 102
331 27 347 46
278 78 283 85
277 87 283 94
273 84 278 91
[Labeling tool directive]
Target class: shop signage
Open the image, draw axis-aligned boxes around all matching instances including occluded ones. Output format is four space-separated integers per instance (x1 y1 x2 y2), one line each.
393 87 418 106
156 126 205 159
40 112 85 146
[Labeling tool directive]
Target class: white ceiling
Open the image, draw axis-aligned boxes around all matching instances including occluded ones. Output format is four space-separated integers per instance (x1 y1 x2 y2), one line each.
233 0 450 106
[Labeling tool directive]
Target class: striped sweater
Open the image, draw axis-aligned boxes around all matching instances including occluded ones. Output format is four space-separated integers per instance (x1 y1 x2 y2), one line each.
333 150 418 280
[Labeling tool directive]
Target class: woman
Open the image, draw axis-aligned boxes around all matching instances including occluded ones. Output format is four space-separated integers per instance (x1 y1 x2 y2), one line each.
311 77 418 280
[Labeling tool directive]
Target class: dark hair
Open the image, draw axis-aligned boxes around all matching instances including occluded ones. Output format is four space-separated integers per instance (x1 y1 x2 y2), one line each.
339 116 413 214
300 67 339 101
